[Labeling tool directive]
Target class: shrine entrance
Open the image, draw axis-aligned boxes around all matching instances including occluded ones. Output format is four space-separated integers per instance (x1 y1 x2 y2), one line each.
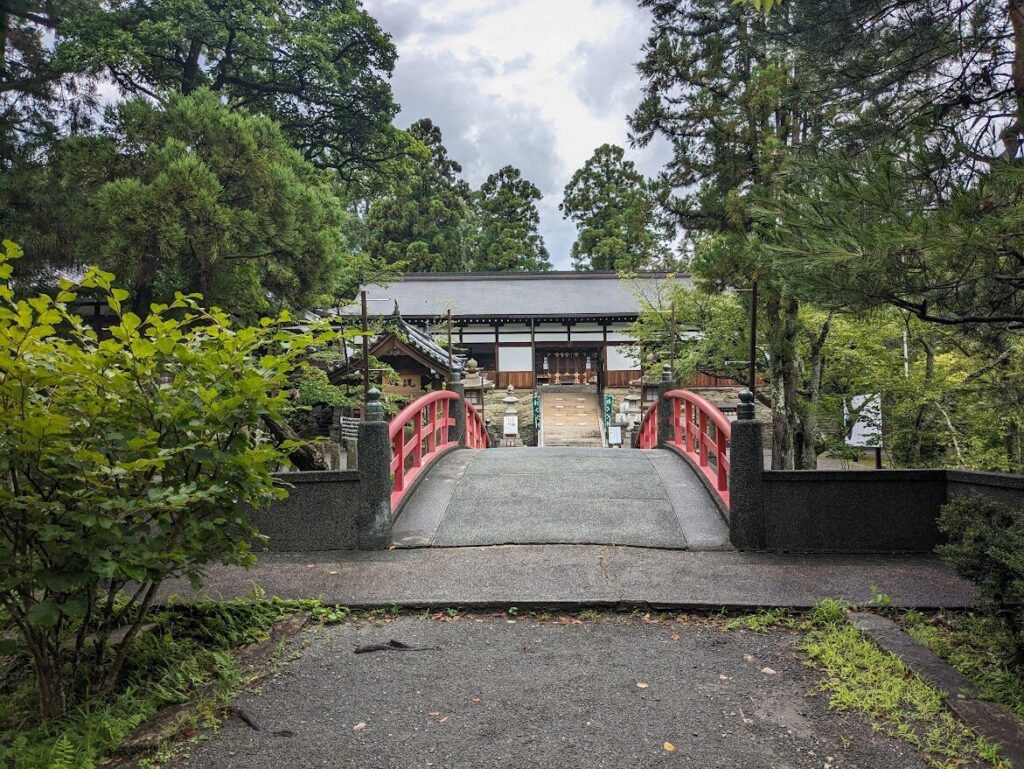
535 346 604 390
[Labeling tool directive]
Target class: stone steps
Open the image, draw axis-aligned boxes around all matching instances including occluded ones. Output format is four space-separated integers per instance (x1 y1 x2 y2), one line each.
539 390 604 447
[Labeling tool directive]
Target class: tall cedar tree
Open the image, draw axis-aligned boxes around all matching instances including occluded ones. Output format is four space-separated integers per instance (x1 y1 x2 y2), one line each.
365 118 472 272
560 144 668 272
472 165 551 272
630 0 831 468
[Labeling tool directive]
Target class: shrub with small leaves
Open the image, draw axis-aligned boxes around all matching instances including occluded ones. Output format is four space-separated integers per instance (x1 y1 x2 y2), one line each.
937 494 1024 669
0 240 333 720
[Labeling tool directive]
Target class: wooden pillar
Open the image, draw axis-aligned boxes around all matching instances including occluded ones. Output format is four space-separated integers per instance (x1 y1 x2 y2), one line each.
530 318 536 388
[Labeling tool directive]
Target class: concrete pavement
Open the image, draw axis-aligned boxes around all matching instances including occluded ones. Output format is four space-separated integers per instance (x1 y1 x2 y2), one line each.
173 615 929 769
166 545 974 609
391 448 729 550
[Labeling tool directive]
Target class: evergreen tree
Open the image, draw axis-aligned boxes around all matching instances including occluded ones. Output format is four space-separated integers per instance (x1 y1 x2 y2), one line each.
365 119 472 272
560 144 668 271
472 165 551 272
629 0 835 468
13 89 351 322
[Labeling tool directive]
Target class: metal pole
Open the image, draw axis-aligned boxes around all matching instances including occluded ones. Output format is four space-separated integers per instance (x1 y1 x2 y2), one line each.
447 309 453 381
748 281 758 396
361 289 370 403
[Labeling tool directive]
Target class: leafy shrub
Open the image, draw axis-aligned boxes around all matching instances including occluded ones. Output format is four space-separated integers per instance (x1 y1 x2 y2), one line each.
937 494 1024 669
0 240 332 719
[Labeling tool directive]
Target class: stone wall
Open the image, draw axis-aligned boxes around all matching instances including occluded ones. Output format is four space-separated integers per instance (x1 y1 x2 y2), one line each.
251 470 364 552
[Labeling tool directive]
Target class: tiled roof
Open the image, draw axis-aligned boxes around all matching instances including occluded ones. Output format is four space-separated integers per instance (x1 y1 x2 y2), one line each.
335 271 692 319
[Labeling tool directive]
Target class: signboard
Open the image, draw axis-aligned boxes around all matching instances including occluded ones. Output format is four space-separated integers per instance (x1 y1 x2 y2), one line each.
604 394 613 428
608 426 622 446
845 394 882 448
532 394 540 429
389 372 423 398
503 414 519 436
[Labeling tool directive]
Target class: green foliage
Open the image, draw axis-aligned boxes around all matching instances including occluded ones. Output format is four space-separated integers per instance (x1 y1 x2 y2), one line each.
560 144 669 271
904 611 1024 720
55 0 400 177
629 281 748 382
0 240 333 718
802 620 1007 768
365 119 472 272
809 598 848 628
0 598 306 769
936 495 1024 669
472 165 551 272
722 607 795 632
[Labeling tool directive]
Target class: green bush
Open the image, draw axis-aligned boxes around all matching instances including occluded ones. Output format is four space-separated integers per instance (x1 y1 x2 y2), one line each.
936 494 1024 669
0 240 332 719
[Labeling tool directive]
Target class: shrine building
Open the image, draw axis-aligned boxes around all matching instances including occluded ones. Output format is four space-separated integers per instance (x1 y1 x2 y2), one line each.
340 271 691 392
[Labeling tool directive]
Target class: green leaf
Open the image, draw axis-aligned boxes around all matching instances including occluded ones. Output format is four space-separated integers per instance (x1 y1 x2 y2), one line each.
27 601 61 628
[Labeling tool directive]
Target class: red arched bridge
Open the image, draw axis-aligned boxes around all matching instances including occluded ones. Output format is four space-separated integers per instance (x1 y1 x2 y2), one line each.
384 387 733 550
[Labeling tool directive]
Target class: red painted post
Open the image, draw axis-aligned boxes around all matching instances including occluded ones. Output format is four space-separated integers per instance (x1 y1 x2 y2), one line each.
672 397 682 446
698 410 708 466
684 401 694 452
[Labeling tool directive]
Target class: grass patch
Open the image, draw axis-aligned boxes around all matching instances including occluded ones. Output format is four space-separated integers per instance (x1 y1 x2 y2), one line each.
802 609 1007 769
902 610 1024 720
722 607 798 632
0 596 322 769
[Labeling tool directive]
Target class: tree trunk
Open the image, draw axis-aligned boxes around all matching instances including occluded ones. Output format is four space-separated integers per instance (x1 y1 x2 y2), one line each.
909 339 935 466
262 415 327 471
800 316 832 470
1007 0 1024 158
767 291 800 470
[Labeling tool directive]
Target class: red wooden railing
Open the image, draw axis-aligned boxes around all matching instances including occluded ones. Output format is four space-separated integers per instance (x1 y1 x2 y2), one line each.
464 400 489 450
388 391 489 513
636 389 732 509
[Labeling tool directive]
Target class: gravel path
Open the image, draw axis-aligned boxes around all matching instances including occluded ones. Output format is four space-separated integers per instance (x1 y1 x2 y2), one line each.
174 614 927 769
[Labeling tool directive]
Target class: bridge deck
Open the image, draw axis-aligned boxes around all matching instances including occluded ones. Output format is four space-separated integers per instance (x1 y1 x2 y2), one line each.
392 447 730 550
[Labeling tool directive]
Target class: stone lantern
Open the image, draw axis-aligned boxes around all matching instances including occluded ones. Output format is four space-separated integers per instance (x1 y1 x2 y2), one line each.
462 357 493 407
501 385 523 447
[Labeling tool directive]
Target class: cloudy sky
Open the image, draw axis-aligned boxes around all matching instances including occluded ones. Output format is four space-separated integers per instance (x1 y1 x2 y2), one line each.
363 0 672 270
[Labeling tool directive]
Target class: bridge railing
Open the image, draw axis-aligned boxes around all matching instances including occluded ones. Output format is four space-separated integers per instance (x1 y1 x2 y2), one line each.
389 391 456 512
464 400 489 450
637 388 732 509
388 390 488 513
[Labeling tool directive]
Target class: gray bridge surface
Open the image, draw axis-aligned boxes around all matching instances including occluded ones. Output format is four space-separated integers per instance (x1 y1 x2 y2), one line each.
392 447 730 550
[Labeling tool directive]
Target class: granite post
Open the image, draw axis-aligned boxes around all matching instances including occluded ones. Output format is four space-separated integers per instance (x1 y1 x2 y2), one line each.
357 388 393 549
656 363 674 449
448 374 467 447
729 389 766 550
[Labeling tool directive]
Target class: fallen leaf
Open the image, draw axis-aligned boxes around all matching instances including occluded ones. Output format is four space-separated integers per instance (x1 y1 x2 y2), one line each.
353 722 366 732
427 711 441 716
438 716 449 723
760 667 777 675
636 682 649 689
327 570 338 575
471 697 481 704
663 741 676 752
671 634 681 641
719 674 730 680
744 654 755 663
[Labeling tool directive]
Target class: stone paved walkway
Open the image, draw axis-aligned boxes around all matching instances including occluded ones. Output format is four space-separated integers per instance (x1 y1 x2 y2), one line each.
173 615 929 769
392 448 728 549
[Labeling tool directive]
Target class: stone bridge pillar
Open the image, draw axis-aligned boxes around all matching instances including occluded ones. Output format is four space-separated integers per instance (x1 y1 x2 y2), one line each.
357 388 394 549
448 373 467 447
728 390 765 550
656 363 674 449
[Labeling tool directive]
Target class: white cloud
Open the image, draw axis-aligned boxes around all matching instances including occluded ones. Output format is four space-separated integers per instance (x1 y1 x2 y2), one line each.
364 0 671 269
